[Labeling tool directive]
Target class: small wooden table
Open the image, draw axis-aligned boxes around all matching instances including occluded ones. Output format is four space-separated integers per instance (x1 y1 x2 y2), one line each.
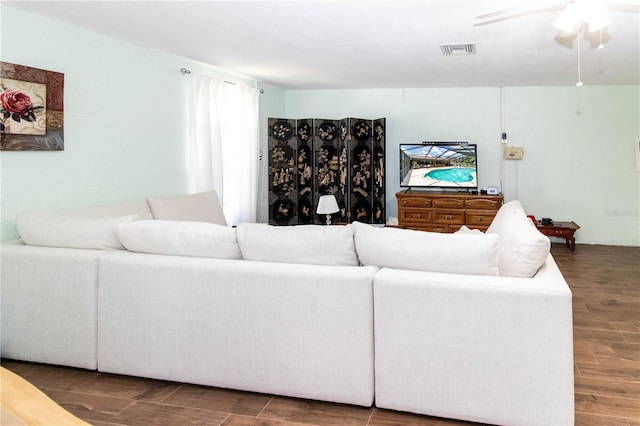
536 221 580 251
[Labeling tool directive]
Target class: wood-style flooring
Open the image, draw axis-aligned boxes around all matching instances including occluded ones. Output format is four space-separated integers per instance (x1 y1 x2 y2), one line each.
2 243 639 426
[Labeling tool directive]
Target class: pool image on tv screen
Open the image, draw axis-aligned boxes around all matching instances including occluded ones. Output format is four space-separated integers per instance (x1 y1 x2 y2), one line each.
400 142 477 189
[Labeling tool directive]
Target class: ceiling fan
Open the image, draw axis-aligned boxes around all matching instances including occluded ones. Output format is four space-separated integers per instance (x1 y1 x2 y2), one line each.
475 0 639 86
474 0 640 32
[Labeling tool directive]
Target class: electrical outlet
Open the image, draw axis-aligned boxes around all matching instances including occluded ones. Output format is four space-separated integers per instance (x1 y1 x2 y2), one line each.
504 146 524 160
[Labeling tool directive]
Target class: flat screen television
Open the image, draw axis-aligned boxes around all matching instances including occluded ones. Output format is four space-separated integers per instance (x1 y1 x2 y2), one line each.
399 142 478 190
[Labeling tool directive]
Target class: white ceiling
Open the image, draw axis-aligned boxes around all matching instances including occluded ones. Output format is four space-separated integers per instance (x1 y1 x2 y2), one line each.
5 0 640 89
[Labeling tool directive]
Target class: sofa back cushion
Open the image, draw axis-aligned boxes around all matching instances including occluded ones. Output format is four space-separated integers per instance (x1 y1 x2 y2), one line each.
68 199 153 220
114 220 241 259
16 212 136 250
487 204 550 278
147 190 226 225
236 223 359 266
353 221 499 276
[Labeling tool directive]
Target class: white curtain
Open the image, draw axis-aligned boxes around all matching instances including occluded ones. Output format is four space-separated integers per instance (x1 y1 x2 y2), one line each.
188 73 260 225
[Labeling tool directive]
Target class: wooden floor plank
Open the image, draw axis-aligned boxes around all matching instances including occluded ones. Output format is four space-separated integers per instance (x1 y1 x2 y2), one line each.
257 397 372 426
109 400 229 426
161 384 272 417
574 375 640 400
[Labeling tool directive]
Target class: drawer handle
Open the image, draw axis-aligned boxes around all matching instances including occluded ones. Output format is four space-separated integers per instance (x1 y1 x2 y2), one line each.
413 214 422 219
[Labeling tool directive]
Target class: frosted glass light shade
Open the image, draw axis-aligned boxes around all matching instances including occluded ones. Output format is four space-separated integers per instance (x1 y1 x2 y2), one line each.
586 3 611 32
553 0 611 33
554 3 579 32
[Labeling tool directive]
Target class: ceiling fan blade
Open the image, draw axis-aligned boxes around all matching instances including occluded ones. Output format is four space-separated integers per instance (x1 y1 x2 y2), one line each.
475 1 569 20
604 0 640 5
474 4 568 26
605 1 640 12
475 5 530 19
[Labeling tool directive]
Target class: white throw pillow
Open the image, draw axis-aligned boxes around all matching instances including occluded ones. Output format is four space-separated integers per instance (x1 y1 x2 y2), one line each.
16 212 136 250
488 211 550 278
454 225 483 235
486 199 525 235
236 223 359 266
114 220 241 259
147 190 226 225
353 221 500 276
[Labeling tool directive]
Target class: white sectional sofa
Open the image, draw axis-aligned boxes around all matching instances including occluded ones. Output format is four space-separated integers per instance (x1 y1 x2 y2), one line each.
0 191 574 425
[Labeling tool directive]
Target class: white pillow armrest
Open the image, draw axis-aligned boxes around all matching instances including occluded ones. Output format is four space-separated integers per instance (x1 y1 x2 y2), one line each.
16 212 136 250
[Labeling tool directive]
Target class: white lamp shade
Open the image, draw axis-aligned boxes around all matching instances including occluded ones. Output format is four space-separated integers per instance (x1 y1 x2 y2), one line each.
316 195 339 215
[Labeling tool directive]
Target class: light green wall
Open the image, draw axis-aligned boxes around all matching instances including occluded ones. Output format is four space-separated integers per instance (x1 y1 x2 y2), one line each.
285 87 502 193
502 86 639 246
0 5 284 240
286 86 640 246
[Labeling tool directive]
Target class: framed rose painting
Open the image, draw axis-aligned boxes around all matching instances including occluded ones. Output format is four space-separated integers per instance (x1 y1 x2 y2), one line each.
1 62 64 151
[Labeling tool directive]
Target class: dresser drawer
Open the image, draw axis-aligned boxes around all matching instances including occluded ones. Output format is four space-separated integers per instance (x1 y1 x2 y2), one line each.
399 197 432 208
433 198 464 209
424 224 450 233
539 227 573 238
465 211 497 227
432 210 464 224
400 209 433 223
405 224 447 233
465 198 501 210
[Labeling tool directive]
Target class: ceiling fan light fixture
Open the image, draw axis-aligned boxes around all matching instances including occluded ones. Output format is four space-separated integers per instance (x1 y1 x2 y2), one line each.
553 3 579 33
585 3 611 32
553 0 612 34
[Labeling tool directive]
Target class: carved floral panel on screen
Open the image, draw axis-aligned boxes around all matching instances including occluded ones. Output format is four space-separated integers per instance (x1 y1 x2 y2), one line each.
338 120 350 223
351 119 373 223
314 119 341 224
373 119 385 224
0 62 64 151
269 118 298 225
296 119 314 224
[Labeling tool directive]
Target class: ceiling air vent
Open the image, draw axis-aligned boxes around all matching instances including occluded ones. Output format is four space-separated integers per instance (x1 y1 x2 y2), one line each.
440 44 476 56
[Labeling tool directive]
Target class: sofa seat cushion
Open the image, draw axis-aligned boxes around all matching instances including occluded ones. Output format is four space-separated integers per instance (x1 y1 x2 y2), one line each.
147 190 226 225
236 223 359 266
487 200 550 278
16 212 136 250
353 222 499 276
114 220 241 259
98 252 376 406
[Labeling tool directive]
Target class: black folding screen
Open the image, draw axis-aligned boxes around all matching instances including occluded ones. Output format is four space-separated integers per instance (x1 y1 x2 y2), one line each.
268 117 385 225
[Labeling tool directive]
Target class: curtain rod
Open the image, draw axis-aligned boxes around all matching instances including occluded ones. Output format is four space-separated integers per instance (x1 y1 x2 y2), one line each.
180 68 263 93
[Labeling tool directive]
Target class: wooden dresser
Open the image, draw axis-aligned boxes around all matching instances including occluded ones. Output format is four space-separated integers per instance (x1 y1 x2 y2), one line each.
396 191 503 233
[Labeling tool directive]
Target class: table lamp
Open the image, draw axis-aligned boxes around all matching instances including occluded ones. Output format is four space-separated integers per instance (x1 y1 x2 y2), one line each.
316 195 339 225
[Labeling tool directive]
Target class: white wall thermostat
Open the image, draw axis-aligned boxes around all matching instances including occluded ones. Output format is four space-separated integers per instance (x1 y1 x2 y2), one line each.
487 186 500 195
